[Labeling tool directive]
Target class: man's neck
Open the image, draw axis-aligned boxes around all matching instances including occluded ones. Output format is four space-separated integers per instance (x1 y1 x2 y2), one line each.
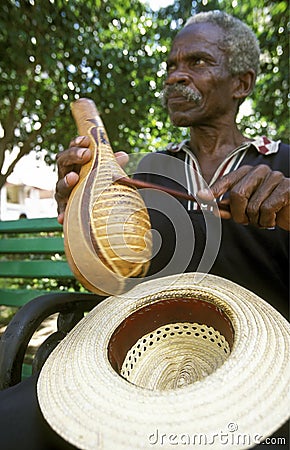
188 123 250 158
187 124 251 184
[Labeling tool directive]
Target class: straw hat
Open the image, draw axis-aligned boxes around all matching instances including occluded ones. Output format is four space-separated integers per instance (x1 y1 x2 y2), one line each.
37 273 290 450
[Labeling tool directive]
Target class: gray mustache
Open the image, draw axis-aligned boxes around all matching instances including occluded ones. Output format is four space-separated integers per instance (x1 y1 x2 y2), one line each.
160 84 202 108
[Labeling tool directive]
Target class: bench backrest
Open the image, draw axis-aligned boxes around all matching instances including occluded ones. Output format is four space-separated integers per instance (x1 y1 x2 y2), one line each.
0 217 74 307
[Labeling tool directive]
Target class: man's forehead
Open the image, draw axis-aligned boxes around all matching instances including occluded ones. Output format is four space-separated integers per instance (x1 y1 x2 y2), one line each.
169 22 225 54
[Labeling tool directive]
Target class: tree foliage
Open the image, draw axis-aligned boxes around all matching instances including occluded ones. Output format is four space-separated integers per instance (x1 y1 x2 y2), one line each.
0 0 166 188
0 0 288 190
155 0 289 141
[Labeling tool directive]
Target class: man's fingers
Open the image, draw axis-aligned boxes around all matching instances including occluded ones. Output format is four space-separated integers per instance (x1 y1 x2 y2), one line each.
197 188 215 203
216 199 232 220
208 164 289 229
57 147 92 179
68 135 91 148
210 165 253 197
198 167 253 222
56 172 80 193
55 145 129 224
276 205 290 231
228 167 270 224
246 171 284 226
55 172 80 215
57 212 65 225
259 179 290 229
210 165 273 225
115 151 129 168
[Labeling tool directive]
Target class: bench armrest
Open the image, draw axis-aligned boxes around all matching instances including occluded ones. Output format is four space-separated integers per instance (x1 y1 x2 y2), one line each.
0 292 106 390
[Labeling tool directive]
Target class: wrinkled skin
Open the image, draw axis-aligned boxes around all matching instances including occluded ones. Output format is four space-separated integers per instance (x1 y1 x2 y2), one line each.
55 22 289 230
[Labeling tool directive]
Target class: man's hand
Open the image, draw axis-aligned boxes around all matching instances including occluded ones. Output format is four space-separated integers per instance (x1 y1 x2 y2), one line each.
198 165 290 231
55 136 129 224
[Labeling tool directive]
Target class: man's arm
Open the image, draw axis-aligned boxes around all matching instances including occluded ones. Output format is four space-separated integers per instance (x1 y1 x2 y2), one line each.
55 140 289 231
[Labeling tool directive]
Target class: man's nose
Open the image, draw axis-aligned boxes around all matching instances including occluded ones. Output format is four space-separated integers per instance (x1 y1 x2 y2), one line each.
165 68 191 86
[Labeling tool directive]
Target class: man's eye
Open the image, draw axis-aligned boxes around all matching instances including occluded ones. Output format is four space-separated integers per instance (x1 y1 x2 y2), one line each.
167 64 176 72
192 58 205 66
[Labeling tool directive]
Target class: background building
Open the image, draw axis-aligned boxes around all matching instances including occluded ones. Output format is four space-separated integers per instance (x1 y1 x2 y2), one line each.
0 151 57 220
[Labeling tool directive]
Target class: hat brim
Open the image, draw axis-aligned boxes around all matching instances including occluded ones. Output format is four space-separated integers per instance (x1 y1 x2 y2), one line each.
37 273 290 449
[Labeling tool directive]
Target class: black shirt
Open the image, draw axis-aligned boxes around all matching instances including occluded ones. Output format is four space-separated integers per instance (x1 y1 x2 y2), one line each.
134 140 289 318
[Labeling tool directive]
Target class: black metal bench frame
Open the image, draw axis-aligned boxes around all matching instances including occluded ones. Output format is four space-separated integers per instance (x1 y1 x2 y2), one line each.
0 217 107 389
0 292 106 390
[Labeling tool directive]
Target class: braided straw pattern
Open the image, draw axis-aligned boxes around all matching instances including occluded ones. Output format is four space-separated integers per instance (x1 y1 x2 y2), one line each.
38 273 290 450
121 322 230 389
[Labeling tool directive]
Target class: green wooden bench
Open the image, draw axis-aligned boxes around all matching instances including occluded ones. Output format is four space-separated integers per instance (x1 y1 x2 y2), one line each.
0 217 74 307
0 218 105 389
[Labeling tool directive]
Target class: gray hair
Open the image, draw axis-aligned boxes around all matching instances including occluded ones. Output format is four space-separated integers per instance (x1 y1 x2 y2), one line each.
184 10 260 77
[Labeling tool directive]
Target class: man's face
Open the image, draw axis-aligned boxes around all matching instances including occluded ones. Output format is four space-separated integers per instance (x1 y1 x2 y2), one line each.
163 22 235 127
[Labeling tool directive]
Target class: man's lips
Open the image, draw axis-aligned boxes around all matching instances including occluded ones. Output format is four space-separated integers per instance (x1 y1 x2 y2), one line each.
167 95 185 101
167 95 190 106
167 95 201 110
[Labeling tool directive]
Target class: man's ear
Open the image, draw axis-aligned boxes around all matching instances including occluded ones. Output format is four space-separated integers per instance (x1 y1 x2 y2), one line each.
232 69 256 101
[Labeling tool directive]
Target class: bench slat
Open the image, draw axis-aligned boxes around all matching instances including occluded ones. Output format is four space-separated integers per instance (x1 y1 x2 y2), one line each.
0 218 79 311
0 260 73 278
0 289 71 307
0 237 64 254
0 217 62 233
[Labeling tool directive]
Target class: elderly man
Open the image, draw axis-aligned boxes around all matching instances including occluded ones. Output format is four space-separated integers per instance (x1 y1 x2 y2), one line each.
0 10 289 450
56 11 289 317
